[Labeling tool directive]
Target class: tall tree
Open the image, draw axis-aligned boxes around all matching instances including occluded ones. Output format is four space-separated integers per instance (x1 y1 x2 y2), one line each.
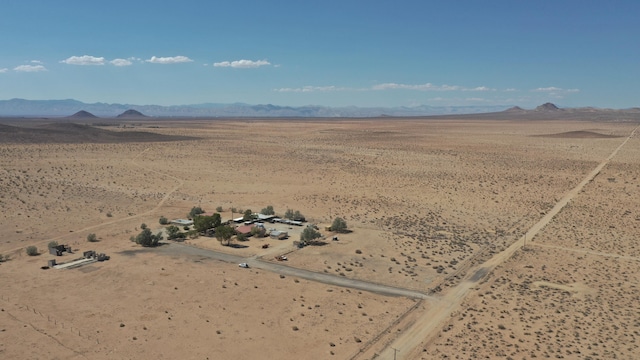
243 209 254 221
215 225 235 246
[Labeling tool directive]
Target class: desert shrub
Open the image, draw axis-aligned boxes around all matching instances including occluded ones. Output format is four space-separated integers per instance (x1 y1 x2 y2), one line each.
216 206 223 212
106 212 113 217
159 216 169 225
0 254 6 262
237 233 248 242
26 246 39 256
140 223 148 230
87 233 98 242
183 225 190 231
47 241 59 249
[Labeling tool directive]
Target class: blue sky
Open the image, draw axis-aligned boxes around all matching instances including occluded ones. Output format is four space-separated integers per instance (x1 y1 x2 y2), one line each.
1 0 638 108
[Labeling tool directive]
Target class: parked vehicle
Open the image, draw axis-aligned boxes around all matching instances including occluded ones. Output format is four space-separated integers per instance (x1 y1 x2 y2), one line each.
238 263 249 268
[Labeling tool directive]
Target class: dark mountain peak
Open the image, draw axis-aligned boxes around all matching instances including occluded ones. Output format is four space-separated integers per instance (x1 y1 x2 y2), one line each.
117 109 147 118
504 106 525 112
67 110 98 118
535 103 560 111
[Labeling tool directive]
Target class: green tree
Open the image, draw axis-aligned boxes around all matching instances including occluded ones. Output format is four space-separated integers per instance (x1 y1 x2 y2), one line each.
284 208 294 220
300 226 322 245
215 225 235 246
166 225 181 240
293 210 305 221
331 217 348 233
261 205 275 215
188 206 205 218
134 228 163 247
243 209 254 221
87 233 98 242
194 214 221 233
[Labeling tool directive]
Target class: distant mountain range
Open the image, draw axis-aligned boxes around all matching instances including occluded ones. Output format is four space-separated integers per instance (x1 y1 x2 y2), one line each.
0 98 512 118
1 99 638 120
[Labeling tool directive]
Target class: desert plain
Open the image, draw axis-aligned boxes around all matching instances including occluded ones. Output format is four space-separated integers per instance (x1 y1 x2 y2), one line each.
0 115 638 359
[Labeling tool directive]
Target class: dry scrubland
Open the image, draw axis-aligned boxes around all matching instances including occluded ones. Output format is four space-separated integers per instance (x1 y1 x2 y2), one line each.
0 119 637 359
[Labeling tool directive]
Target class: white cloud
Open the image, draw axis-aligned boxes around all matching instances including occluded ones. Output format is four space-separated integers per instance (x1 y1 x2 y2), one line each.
0 68 8 73
14 64 47 72
110 58 133 66
145 56 193 64
505 88 517 92
213 59 271 68
274 85 342 93
533 86 579 93
30 60 43 64
61 55 106 65
465 86 494 92
372 83 494 92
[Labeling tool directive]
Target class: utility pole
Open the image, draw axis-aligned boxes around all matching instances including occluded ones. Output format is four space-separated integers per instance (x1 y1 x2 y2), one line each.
392 347 400 360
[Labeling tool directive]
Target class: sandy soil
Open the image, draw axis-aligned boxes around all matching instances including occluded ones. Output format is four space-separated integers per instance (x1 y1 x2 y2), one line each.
0 118 638 359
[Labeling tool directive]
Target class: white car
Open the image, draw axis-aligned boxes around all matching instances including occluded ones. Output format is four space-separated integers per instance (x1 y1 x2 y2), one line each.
238 263 249 268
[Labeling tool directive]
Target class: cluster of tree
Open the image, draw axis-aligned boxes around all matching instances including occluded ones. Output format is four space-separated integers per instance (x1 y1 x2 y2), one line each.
194 213 221 233
166 225 185 240
260 205 275 215
130 226 163 247
284 209 305 221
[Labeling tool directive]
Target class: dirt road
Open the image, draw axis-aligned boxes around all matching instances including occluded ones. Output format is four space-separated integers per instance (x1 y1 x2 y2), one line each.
367 125 639 360
161 242 435 300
